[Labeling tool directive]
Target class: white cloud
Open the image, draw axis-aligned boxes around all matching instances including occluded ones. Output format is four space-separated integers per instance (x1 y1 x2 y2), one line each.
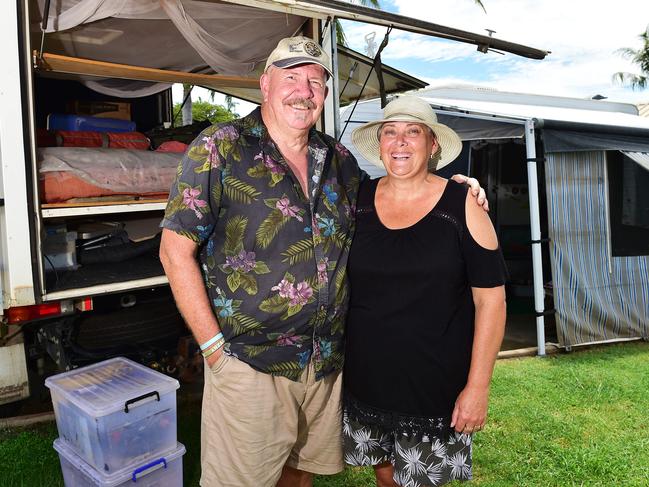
392 0 648 51
341 22 481 64
383 36 478 63
343 0 649 103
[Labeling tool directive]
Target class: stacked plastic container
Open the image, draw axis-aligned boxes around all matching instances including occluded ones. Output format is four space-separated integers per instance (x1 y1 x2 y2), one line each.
45 357 184 486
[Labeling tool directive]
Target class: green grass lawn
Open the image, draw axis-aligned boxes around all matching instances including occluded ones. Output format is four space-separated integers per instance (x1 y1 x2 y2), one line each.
1 341 648 486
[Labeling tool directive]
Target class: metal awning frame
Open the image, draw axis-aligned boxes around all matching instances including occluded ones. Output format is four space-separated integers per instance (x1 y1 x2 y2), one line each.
220 0 549 60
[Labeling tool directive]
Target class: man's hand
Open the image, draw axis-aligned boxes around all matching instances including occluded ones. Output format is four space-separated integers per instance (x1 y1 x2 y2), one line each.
451 174 489 211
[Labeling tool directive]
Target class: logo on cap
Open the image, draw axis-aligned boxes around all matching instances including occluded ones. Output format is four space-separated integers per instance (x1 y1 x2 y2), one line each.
304 41 322 57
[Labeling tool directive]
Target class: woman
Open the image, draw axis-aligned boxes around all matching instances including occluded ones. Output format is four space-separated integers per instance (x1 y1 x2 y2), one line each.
343 96 507 487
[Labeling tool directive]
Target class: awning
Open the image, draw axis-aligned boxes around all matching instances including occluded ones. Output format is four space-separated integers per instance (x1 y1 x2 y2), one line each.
622 151 649 172
415 92 649 153
219 0 549 60
544 130 649 153
32 0 546 98
434 113 524 141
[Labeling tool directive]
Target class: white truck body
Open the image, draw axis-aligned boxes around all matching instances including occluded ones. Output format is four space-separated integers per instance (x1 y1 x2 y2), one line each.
1 0 34 404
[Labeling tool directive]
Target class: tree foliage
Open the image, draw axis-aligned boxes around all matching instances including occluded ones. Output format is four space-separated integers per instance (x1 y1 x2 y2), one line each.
613 25 649 90
173 97 238 125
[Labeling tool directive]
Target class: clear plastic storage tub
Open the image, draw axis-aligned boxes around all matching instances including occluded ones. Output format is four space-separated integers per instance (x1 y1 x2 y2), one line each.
45 357 179 473
54 438 185 487
43 230 78 271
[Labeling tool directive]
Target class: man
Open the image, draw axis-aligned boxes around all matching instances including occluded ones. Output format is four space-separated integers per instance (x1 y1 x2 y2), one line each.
160 36 485 487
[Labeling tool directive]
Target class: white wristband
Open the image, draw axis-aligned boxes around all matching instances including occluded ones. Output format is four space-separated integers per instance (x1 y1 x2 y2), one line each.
200 332 224 351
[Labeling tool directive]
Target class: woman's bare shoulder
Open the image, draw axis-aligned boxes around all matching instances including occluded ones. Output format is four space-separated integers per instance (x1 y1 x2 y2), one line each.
464 190 498 250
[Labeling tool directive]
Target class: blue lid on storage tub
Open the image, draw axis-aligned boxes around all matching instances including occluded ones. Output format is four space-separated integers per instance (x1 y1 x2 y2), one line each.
45 357 179 416
54 438 186 487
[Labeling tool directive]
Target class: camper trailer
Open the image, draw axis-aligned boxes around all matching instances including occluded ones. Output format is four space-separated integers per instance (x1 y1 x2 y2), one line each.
341 86 649 353
0 1 547 410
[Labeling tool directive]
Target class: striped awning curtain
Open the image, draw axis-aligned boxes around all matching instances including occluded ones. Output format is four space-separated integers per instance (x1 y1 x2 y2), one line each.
544 151 649 347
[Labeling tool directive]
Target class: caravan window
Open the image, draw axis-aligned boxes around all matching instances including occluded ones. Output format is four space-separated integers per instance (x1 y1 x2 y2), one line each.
607 151 649 256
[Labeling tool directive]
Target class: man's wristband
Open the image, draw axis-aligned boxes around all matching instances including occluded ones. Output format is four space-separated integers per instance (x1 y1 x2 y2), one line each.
202 337 226 359
200 332 224 351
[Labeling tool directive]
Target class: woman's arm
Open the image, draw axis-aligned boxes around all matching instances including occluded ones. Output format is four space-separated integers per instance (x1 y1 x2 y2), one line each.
451 285 506 433
450 190 506 433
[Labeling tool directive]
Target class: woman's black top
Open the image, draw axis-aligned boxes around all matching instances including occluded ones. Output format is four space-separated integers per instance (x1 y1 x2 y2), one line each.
344 178 507 429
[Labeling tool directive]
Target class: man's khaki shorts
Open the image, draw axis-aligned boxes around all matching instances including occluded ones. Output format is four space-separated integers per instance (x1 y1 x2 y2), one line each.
200 353 343 486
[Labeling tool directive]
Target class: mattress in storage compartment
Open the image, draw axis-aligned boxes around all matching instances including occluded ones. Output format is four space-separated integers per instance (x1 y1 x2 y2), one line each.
38 147 181 203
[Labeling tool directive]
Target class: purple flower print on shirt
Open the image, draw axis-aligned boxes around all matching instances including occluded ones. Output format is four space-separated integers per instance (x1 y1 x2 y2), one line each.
290 281 313 306
202 135 221 169
224 250 257 273
272 279 294 299
182 187 208 219
317 257 329 285
277 331 303 347
276 197 303 222
214 125 238 141
335 142 351 157
254 152 286 175
271 279 313 307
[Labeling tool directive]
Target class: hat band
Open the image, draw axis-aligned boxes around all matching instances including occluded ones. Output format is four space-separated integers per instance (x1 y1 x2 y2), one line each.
384 113 428 123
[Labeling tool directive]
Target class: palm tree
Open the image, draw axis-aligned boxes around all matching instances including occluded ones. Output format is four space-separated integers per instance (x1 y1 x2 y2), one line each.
613 25 649 90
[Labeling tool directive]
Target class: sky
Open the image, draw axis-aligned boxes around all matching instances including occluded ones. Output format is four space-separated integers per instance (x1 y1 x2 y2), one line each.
174 0 649 110
340 0 649 104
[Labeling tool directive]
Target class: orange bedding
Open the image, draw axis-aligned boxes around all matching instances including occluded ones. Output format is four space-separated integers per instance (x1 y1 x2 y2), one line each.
37 147 180 204
40 171 169 203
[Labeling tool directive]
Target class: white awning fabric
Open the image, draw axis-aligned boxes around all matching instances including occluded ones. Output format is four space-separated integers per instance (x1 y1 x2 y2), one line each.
32 0 305 96
31 0 547 99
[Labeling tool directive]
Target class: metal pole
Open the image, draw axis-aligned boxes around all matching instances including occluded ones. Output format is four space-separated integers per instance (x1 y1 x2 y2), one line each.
602 153 613 274
329 18 341 140
524 119 546 356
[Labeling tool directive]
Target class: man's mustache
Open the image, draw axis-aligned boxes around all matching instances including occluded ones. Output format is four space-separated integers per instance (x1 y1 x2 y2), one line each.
284 98 316 109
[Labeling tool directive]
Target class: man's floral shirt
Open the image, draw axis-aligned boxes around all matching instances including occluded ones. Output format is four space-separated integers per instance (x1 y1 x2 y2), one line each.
162 108 362 380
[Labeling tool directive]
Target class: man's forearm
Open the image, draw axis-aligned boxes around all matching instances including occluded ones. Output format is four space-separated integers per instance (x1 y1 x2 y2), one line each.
160 233 221 346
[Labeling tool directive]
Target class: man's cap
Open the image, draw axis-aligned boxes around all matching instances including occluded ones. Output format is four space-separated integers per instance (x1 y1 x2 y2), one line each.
264 36 332 78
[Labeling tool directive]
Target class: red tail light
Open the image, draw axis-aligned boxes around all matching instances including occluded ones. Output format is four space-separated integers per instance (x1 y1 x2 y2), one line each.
75 298 93 312
4 297 92 324
5 302 62 324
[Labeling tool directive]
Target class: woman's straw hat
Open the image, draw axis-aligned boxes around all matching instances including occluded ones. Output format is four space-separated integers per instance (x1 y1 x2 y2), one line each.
351 96 463 171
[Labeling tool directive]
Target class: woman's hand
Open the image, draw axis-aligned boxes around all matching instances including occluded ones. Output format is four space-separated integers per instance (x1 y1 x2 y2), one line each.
450 384 490 434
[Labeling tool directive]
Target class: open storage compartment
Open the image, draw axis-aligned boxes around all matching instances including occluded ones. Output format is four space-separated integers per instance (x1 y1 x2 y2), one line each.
32 75 179 298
